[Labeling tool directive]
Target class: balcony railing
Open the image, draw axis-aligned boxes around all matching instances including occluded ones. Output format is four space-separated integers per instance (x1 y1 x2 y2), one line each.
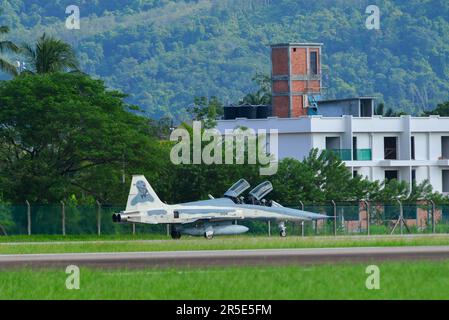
327 149 372 161
355 149 372 161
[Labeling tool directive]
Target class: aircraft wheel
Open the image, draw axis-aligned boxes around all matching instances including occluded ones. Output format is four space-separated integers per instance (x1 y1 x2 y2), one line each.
204 232 214 240
278 222 287 237
171 230 181 240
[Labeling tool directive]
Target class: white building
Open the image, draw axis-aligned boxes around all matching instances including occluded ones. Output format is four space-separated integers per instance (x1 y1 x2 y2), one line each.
216 114 449 194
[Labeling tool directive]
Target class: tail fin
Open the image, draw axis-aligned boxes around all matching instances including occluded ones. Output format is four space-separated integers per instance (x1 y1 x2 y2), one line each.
126 175 164 211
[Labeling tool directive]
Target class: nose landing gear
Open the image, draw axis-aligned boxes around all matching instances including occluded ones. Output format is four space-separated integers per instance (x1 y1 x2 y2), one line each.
204 225 214 239
204 231 214 240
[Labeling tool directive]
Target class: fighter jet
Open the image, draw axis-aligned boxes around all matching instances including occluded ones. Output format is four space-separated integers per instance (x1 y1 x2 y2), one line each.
112 175 329 239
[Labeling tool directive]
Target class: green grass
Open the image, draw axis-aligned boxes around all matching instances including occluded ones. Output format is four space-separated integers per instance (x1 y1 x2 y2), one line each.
1 260 449 299
1 234 449 254
0 234 169 243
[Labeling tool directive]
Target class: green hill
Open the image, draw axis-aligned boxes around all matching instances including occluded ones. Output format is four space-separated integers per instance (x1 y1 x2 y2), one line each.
1 0 449 119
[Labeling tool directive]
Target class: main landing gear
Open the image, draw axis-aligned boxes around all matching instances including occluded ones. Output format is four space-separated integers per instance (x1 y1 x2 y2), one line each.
170 225 182 239
279 222 287 237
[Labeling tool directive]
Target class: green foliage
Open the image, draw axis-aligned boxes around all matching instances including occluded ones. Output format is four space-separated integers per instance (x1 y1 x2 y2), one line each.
424 101 449 116
271 149 373 203
20 33 79 74
374 103 405 117
0 19 19 76
0 72 165 203
0 196 14 234
3 0 449 118
188 96 224 129
239 73 272 105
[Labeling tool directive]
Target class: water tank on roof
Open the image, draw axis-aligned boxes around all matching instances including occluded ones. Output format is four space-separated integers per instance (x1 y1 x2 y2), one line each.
256 105 272 119
224 106 237 120
237 105 257 119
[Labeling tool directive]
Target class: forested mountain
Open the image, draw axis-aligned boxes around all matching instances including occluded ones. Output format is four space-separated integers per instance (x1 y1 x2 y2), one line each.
1 0 449 120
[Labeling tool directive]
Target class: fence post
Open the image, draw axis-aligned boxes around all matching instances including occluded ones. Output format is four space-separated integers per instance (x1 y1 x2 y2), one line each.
299 201 305 237
398 199 404 235
61 201 66 236
363 200 370 236
0 225 7 236
132 223 136 235
430 200 436 234
26 200 31 236
96 200 101 236
268 221 271 237
331 200 337 236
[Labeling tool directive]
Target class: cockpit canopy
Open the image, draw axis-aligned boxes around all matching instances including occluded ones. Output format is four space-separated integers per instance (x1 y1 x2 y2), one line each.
224 179 251 199
249 181 273 201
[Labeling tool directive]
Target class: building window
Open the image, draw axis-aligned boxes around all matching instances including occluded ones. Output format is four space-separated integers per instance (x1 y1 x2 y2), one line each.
442 137 449 159
412 169 416 188
384 137 398 160
353 170 359 178
385 170 399 181
411 136 415 160
360 99 373 117
443 170 449 193
310 51 318 75
353 137 357 160
265 132 270 156
326 136 340 150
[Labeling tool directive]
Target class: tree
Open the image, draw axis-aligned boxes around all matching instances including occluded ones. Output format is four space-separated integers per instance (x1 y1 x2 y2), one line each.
21 33 79 74
188 96 224 129
0 196 13 235
0 25 19 76
374 103 406 117
239 73 272 105
0 73 166 203
270 149 373 204
423 101 449 117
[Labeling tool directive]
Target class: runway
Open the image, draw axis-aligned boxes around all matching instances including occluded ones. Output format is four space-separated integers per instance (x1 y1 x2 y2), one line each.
1 246 449 268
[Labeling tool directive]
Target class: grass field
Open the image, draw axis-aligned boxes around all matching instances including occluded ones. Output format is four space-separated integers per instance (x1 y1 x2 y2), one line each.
1 260 449 299
1 234 449 254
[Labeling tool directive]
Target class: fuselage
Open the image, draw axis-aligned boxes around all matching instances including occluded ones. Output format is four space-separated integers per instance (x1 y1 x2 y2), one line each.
119 197 327 225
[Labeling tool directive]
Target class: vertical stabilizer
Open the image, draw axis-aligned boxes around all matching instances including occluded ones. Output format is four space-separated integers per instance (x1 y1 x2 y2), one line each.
126 175 163 211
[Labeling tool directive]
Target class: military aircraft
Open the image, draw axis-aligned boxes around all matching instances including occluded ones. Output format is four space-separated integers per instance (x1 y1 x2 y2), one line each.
112 175 329 239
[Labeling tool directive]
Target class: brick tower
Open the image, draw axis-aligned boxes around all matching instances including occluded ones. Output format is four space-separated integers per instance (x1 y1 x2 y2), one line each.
271 43 323 118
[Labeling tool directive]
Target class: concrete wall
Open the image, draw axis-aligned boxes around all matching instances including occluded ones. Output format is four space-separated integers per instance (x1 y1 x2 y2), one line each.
318 100 359 117
353 133 371 149
413 133 428 160
278 133 312 160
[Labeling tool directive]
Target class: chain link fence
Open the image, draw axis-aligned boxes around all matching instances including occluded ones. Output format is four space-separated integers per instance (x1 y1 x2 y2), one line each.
1 200 449 237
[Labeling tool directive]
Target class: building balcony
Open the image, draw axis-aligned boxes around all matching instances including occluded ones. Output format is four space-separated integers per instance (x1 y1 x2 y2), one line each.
354 149 372 161
327 149 372 161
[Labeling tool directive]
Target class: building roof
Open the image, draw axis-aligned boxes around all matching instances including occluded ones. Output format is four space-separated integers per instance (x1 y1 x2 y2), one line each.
318 96 377 105
271 42 323 48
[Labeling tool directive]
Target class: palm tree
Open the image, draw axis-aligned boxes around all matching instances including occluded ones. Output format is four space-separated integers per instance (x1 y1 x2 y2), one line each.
21 33 79 74
0 25 19 76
